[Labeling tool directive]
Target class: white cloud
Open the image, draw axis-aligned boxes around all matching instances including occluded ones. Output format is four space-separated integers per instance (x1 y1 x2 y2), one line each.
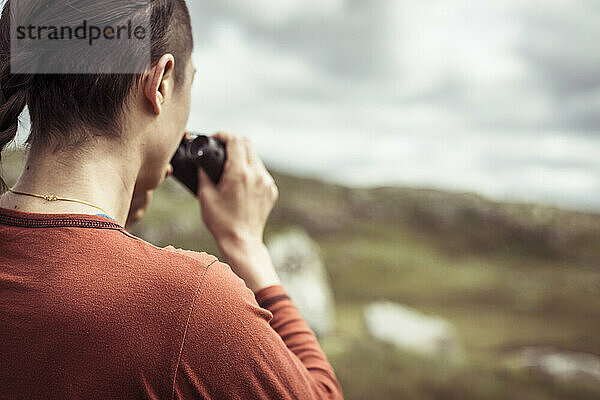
185 0 600 209
7 0 599 210
199 0 344 27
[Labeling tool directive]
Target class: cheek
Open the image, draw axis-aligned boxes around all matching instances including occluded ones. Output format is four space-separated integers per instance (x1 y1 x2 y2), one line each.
180 91 192 125
138 86 192 191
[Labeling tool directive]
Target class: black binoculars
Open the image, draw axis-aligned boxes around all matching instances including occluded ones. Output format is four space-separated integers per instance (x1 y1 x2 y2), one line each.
170 133 227 194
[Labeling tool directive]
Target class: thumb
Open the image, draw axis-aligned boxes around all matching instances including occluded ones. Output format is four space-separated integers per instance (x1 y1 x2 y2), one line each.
197 167 216 197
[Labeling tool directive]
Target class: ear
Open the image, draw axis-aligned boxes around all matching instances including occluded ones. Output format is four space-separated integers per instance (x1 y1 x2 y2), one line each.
144 54 175 115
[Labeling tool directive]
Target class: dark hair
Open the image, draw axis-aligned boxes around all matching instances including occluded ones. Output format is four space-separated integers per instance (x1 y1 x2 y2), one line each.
0 0 193 192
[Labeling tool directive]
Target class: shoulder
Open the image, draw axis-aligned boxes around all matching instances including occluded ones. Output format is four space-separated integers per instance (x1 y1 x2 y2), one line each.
117 229 219 271
101 230 225 306
107 229 264 322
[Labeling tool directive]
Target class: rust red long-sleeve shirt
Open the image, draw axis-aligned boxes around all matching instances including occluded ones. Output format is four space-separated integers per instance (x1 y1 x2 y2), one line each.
0 207 343 400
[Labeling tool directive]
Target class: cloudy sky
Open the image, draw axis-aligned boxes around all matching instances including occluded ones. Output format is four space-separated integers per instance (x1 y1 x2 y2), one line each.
185 0 600 211
6 0 598 210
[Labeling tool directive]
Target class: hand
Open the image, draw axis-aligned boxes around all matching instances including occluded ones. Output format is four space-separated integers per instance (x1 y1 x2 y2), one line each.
125 188 153 228
126 164 173 228
197 132 280 292
197 132 278 244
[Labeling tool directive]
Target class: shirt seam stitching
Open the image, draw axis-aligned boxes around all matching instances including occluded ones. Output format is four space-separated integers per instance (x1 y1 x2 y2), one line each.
0 214 123 230
171 258 218 400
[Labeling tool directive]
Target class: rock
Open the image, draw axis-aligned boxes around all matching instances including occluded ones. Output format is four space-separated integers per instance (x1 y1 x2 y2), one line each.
510 347 600 387
364 301 459 360
266 228 336 337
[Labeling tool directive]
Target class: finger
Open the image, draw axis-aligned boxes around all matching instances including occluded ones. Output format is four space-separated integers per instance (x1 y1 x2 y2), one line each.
243 136 259 166
270 179 279 200
165 164 174 179
251 150 269 178
255 154 267 173
264 171 276 190
145 190 154 206
130 190 145 209
260 171 279 201
211 131 233 143
212 132 245 161
197 166 216 197
133 190 151 212
216 134 248 175
239 136 269 173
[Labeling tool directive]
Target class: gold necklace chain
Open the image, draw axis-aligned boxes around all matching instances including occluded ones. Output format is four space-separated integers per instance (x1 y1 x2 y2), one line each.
8 187 112 218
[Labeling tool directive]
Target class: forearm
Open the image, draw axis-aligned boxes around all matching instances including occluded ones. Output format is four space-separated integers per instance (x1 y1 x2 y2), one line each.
218 237 342 397
217 235 281 293
255 285 344 399
175 260 343 399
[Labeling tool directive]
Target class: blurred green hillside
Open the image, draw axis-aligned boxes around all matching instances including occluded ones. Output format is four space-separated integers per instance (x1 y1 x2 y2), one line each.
3 149 600 399
135 170 600 400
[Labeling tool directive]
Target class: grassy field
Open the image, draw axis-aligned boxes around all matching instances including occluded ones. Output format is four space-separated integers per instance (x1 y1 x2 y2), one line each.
131 168 600 399
3 149 600 399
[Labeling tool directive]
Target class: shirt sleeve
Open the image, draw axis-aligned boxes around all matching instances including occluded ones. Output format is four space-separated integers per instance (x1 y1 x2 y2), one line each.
172 260 344 400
